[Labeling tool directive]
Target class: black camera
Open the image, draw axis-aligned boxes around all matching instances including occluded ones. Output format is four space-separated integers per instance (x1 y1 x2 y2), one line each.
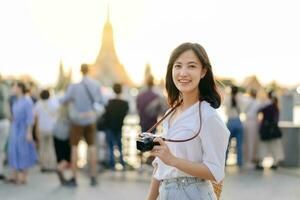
136 133 160 152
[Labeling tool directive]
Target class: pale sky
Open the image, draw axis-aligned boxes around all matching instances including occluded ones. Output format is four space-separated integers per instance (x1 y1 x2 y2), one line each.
0 0 299 87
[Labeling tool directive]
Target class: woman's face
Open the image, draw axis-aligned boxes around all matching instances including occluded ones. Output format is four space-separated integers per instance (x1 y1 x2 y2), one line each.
172 50 206 96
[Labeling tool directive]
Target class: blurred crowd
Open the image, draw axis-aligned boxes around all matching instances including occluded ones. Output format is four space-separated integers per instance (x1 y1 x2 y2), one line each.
0 64 285 187
223 85 284 170
0 64 167 187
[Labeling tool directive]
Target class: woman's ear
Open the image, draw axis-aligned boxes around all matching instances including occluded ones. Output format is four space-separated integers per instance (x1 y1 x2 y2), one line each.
201 68 207 79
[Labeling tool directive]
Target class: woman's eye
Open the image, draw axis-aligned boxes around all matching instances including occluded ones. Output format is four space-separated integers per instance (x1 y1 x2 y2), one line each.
174 64 181 69
188 65 196 68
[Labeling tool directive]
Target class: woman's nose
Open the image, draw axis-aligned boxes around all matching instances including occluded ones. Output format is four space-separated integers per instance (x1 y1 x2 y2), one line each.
178 66 188 76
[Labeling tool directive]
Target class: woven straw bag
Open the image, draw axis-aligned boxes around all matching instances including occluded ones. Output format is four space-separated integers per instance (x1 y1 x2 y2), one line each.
211 181 223 200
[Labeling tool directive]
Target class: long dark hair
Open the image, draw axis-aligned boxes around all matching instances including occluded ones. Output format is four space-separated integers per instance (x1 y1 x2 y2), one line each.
16 81 27 95
231 85 239 109
165 42 221 108
268 90 279 111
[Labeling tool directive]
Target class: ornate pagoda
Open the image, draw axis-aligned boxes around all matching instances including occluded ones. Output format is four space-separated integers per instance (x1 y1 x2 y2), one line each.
91 11 133 87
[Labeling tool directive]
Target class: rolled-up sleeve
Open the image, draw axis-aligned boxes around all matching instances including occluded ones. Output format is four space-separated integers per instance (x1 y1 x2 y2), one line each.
201 115 230 183
152 157 160 180
59 85 73 104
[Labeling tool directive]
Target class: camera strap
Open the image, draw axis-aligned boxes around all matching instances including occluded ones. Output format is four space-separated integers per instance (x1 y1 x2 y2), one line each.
146 100 202 143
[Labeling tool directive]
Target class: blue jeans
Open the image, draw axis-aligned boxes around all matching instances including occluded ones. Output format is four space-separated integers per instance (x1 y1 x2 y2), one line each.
158 177 216 200
105 129 125 169
226 118 244 166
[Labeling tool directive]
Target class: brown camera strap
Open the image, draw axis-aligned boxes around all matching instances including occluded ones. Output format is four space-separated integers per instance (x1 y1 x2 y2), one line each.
146 100 202 143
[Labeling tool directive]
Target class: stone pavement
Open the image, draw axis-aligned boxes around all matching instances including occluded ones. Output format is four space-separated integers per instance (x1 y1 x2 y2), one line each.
1 166 300 200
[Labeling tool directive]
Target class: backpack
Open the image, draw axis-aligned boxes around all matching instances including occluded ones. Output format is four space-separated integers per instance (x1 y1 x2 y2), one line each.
144 96 167 118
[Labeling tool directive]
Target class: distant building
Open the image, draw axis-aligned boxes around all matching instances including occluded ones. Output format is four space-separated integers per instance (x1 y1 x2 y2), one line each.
216 77 234 89
91 12 133 87
55 60 72 92
144 63 152 80
241 75 262 92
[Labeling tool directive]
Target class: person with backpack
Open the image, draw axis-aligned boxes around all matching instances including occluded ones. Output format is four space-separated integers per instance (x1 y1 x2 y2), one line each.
137 75 167 167
256 91 284 170
137 75 161 133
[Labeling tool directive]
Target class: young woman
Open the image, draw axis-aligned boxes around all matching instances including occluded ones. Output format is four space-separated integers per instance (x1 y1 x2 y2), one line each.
7 82 38 184
256 91 284 170
147 43 230 200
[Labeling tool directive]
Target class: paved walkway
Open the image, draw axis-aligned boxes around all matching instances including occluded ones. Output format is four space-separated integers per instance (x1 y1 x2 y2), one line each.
1 166 300 200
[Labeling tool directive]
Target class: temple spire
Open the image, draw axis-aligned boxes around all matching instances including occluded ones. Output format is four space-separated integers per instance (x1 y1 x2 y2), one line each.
91 7 133 87
107 3 110 22
144 63 152 79
55 59 72 92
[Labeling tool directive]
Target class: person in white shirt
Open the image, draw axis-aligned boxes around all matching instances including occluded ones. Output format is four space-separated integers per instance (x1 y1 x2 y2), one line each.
34 89 59 172
147 43 230 200
243 89 261 168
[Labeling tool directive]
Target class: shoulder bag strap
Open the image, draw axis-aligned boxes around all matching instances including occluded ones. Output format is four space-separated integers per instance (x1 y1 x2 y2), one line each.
82 81 95 104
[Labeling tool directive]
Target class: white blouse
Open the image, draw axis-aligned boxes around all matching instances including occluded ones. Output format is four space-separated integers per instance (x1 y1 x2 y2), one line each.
153 101 230 183
34 98 59 133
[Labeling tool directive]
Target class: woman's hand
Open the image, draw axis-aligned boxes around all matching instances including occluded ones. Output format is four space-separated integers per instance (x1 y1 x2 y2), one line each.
26 131 33 142
151 137 177 167
80 111 96 119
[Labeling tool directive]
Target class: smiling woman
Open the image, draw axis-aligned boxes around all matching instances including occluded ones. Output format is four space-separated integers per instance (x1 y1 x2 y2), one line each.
147 43 230 200
172 50 206 96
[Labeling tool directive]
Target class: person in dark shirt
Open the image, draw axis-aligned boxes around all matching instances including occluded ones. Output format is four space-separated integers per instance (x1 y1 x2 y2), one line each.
256 91 284 170
136 75 160 132
104 83 129 170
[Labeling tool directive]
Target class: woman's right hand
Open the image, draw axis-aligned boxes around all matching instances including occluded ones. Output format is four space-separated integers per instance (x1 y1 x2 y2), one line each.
79 111 96 119
151 138 177 167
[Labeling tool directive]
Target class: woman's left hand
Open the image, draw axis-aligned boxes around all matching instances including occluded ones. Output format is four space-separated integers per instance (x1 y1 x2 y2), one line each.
151 137 177 166
26 131 33 142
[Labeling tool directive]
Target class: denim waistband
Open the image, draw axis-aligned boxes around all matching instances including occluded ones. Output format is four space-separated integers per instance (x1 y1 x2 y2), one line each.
161 177 206 186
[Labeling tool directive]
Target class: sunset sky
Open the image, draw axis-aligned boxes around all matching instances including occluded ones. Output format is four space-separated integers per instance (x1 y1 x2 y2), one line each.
0 0 299 87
